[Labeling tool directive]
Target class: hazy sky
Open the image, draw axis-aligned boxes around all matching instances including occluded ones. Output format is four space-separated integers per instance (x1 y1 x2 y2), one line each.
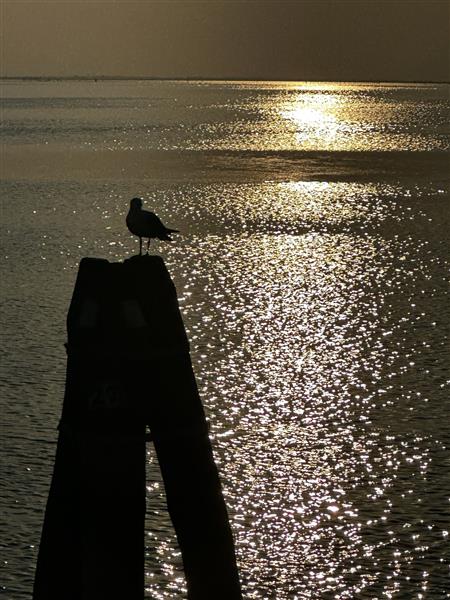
1 0 449 81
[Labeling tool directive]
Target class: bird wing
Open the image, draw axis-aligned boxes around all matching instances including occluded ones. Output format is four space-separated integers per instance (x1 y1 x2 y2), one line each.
144 211 179 235
144 211 167 235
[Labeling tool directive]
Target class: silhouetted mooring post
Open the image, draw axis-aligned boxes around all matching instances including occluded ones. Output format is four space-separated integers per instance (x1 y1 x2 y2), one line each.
33 255 242 600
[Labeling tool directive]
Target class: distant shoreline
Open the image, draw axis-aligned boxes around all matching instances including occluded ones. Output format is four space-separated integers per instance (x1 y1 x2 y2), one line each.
1 76 448 85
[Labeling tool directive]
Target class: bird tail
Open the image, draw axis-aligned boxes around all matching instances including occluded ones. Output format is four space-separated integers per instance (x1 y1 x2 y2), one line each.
166 228 180 233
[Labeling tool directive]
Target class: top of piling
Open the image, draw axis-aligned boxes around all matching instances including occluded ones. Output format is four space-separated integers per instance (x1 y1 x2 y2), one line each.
66 255 190 359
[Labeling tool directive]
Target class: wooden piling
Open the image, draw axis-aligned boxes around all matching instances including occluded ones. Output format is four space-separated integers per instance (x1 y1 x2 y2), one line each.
33 255 242 600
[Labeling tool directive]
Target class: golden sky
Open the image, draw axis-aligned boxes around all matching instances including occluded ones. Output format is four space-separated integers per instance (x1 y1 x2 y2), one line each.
1 0 449 80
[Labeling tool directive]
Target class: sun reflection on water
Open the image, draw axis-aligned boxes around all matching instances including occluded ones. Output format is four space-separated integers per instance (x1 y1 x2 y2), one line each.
154 177 447 598
273 83 449 152
280 92 343 147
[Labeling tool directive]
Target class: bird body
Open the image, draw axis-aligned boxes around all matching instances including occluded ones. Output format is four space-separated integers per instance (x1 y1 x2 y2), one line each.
126 197 179 254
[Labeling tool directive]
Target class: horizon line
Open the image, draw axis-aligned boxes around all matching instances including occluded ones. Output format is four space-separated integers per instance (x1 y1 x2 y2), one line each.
1 75 448 85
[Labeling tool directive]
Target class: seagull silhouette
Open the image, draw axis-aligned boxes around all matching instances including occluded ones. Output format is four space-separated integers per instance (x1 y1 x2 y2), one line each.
126 197 180 255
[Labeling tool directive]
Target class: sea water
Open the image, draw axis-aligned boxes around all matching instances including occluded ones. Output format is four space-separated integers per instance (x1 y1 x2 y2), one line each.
1 80 449 598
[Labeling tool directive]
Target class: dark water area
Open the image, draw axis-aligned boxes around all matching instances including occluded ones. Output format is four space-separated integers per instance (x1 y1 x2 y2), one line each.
0 80 449 598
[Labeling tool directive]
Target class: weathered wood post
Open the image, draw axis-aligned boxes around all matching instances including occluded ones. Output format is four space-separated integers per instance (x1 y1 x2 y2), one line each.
33 255 242 600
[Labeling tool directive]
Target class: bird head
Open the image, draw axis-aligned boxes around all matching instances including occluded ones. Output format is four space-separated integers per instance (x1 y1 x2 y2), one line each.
130 197 143 209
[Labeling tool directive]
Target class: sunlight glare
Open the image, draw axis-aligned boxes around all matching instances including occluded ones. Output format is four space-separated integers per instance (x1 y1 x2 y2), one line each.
280 93 344 146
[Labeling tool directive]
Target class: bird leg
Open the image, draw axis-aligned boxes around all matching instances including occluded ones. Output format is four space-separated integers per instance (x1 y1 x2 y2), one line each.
146 238 150 254
139 237 142 255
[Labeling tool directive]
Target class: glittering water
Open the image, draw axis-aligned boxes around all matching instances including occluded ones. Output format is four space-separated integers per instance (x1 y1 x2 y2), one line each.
1 80 449 599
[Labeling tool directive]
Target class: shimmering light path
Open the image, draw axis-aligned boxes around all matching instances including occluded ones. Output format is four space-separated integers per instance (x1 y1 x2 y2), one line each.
1 81 449 599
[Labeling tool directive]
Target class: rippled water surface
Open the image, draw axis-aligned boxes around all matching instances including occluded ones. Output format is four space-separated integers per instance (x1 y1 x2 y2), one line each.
1 81 449 599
